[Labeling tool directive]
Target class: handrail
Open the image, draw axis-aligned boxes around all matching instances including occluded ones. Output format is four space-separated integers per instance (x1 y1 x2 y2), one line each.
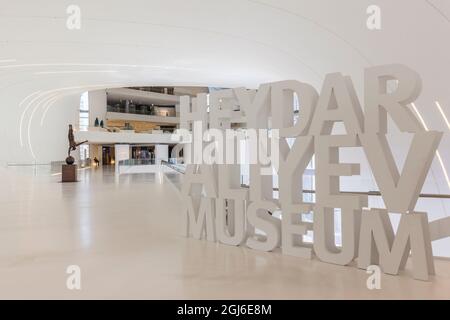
159 162 450 199
161 160 186 174
241 186 450 199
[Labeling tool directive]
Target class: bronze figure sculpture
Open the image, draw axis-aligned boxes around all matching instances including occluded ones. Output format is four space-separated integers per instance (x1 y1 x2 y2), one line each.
66 124 88 165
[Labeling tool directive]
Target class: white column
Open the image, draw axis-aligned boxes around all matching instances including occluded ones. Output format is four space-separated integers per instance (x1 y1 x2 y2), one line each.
89 90 107 127
155 144 169 164
115 144 130 174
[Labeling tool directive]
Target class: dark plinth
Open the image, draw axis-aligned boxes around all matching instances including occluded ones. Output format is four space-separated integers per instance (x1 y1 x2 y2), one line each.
62 164 77 182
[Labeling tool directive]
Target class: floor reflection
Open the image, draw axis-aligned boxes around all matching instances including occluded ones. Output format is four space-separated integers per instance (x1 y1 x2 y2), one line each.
0 165 449 299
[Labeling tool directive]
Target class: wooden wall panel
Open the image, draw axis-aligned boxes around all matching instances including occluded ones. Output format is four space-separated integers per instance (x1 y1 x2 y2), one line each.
106 119 166 132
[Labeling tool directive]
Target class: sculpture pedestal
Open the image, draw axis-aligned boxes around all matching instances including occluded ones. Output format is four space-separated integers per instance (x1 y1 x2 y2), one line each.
62 164 77 182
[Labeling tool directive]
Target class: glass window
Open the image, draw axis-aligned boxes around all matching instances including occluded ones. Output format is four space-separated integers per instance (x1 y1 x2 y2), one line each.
79 118 89 127
80 92 89 111
79 92 89 160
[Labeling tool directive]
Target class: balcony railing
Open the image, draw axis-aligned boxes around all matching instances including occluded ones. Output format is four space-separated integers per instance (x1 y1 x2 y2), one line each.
125 87 175 95
119 159 156 166
107 105 176 117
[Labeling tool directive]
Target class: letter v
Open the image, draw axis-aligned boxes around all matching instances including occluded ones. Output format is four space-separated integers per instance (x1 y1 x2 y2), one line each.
359 131 442 212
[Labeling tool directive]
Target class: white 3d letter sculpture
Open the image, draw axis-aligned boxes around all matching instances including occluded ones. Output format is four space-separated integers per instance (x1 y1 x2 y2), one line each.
178 64 442 281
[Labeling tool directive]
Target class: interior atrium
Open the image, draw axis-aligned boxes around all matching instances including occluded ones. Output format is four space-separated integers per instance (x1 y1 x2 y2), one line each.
0 0 450 302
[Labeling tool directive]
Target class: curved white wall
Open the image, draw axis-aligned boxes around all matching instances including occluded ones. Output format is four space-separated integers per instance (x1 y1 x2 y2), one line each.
0 1 449 161
0 90 80 165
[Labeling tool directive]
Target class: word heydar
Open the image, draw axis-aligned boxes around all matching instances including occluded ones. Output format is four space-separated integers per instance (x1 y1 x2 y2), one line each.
179 64 441 281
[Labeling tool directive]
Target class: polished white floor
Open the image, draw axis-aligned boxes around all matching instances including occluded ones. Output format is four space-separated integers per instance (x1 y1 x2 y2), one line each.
0 166 450 299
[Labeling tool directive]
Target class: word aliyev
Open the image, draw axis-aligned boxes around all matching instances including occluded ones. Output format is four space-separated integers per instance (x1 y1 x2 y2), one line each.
179 64 441 281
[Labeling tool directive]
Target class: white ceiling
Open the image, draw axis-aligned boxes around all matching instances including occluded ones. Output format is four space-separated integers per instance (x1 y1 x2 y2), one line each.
0 1 448 91
0 0 449 159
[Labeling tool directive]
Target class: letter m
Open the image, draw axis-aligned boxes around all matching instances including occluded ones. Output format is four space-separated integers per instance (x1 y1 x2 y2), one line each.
358 209 434 281
182 196 216 242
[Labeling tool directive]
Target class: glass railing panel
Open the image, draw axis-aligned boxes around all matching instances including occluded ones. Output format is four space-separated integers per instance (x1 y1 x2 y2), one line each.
119 159 156 166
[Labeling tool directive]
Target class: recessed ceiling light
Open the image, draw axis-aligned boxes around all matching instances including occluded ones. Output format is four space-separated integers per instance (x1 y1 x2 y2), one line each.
411 102 450 190
435 101 450 130
34 70 118 75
